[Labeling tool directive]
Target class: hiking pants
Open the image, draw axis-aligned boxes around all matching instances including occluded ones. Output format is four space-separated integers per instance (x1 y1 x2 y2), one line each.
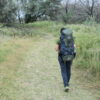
58 55 73 87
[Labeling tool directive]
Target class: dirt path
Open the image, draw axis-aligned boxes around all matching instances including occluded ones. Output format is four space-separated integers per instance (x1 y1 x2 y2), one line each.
11 35 99 100
1 35 99 100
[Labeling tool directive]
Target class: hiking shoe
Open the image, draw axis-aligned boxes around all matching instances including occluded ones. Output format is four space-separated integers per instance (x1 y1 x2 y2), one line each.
64 86 69 92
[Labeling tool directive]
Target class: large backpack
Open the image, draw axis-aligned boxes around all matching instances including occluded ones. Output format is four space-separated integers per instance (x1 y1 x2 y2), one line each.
60 28 75 62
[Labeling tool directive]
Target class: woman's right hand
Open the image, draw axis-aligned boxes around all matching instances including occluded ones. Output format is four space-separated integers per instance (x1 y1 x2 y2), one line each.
55 44 60 52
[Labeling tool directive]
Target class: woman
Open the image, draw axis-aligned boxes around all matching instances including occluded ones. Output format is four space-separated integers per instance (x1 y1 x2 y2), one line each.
55 28 76 92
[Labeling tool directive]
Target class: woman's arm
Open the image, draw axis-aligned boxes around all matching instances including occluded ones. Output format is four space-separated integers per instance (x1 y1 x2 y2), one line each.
55 44 60 51
55 39 60 52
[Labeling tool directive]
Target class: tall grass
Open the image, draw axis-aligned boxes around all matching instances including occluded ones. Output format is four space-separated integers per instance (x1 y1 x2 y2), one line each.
31 21 100 78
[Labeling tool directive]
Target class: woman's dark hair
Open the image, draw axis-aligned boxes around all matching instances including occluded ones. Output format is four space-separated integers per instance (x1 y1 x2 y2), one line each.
60 28 66 34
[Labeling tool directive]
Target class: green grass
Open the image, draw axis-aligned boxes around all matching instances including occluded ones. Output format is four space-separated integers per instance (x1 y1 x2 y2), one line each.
29 21 100 78
0 40 22 62
0 21 100 100
74 33 100 76
0 21 100 78
0 36 99 100
0 38 36 100
0 49 11 62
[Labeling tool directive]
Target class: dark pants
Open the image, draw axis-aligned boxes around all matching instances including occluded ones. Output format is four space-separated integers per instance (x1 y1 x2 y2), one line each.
58 55 73 87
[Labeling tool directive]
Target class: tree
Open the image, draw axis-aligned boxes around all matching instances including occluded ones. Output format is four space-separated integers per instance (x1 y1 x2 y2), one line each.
42 0 61 20
24 0 41 23
0 0 7 22
78 0 98 18
24 0 61 23
60 0 78 23
0 0 17 23
16 0 23 23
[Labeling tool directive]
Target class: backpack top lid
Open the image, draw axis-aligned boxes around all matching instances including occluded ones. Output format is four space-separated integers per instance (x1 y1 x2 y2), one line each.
62 28 73 36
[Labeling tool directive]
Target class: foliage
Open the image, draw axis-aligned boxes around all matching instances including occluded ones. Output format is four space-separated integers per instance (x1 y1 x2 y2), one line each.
0 0 7 22
24 0 61 23
83 17 97 25
1 0 100 24
0 0 17 23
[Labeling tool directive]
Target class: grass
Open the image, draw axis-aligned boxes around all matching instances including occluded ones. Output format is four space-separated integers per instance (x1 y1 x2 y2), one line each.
30 21 100 78
0 21 100 100
0 35 99 100
0 37 36 100
0 21 100 78
0 39 22 62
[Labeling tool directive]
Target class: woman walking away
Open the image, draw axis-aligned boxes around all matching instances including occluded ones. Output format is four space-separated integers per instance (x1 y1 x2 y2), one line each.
55 28 76 92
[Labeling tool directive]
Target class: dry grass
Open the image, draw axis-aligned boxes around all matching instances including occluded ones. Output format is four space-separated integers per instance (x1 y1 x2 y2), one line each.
0 37 36 100
0 21 100 100
0 35 99 100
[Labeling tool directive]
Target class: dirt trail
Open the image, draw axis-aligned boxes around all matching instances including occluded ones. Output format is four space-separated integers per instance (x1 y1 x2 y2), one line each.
11 35 99 100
